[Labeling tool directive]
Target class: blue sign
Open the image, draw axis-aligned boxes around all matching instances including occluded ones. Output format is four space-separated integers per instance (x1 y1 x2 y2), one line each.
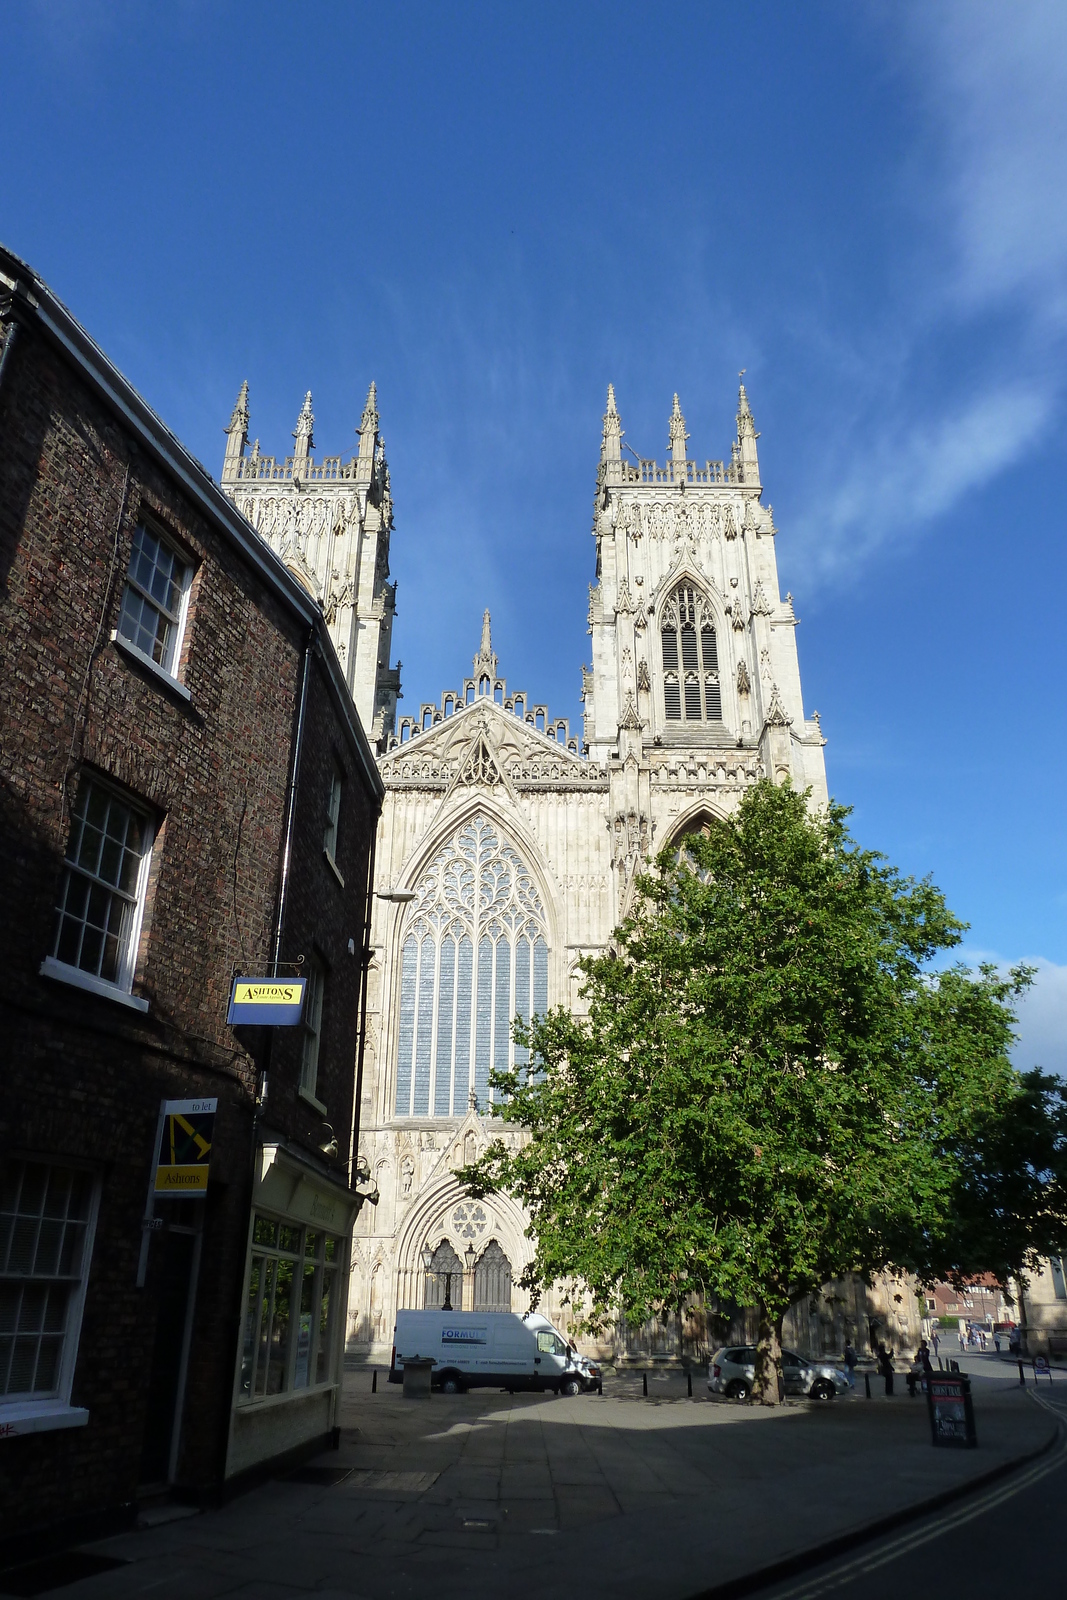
227 977 306 1026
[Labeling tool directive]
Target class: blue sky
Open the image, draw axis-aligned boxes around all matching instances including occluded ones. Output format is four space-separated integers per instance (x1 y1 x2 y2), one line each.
4 1 1066 1067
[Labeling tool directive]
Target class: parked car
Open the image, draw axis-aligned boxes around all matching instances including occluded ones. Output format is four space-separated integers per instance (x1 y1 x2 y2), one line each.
707 1346 850 1400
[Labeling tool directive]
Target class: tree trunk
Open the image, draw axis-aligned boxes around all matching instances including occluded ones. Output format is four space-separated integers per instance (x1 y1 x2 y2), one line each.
753 1303 783 1406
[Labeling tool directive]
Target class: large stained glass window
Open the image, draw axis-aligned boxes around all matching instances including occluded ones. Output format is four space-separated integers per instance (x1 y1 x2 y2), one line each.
394 813 549 1116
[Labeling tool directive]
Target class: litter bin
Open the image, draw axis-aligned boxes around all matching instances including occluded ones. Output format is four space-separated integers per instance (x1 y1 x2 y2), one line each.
402 1357 434 1399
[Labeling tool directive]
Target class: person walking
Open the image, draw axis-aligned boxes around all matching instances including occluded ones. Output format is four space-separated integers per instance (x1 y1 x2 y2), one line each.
844 1340 858 1390
932 1330 941 1364
994 1330 1002 1354
877 1342 895 1397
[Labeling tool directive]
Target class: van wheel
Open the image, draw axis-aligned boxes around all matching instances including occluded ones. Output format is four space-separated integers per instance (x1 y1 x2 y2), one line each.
439 1374 464 1395
559 1377 582 1398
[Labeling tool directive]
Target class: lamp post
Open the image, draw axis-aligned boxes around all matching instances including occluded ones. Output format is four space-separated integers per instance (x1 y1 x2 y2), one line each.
421 1244 433 1310
464 1243 477 1312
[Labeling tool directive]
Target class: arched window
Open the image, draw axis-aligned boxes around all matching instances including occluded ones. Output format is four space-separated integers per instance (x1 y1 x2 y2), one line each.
660 585 722 723
394 813 549 1117
424 1241 462 1310
473 1241 512 1312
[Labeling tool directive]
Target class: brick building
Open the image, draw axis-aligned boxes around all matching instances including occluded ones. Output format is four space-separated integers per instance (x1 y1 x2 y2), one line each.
0 245 383 1556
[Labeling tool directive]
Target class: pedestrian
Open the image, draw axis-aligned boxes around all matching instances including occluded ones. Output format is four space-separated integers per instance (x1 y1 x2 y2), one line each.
932 1331 940 1362
877 1342 894 1397
844 1340 858 1390
994 1331 1001 1354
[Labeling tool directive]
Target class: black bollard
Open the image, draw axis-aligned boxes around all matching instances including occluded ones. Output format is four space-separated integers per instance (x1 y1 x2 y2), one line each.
687 1371 693 1398
642 1371 648 1396
864 1372 871 1399
372 1369 377 1393
597 1377 603 1396
1018 1360 1026 1386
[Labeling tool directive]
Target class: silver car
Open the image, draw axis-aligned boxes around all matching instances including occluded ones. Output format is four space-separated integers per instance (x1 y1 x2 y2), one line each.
708 1345 850 1401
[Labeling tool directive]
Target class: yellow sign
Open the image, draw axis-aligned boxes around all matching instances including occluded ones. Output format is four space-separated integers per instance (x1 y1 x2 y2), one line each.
154 1098 216 1196
228 977 306 1025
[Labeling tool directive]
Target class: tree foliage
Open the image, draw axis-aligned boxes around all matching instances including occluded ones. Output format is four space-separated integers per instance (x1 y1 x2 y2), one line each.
461 781 1067 1402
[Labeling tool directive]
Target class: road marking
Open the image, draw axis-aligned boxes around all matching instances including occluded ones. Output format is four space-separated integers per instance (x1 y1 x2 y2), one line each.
762 1395 1067 1599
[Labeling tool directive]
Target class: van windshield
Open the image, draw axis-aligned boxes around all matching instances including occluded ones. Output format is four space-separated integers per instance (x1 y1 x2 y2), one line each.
536 1331 568 1356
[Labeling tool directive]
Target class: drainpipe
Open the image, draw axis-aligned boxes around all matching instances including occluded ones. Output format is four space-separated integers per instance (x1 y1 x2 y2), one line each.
348 824 378 1184
0 317 19 397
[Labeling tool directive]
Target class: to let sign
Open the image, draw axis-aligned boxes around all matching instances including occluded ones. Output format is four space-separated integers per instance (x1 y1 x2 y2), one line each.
927 1372 977 1448
154 1098 217 1195
228 977 306 1026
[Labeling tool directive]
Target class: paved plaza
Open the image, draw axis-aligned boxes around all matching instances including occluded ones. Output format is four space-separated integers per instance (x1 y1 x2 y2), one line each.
6 1358 1057 1600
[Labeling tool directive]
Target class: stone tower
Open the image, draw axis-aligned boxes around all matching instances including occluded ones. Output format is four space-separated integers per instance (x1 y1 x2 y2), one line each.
220 380 401 749
585 383 826 899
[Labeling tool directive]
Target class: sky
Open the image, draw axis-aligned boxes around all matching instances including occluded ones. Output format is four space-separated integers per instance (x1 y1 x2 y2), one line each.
3 0 1065 1069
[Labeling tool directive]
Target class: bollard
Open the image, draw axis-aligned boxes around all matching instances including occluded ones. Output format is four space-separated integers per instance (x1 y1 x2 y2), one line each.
687 1371 693 1398
1018 1360 1026 1386
864 1372 871 1399
642 1371 648 1396
372 1369 377 1393
597 1377 603 1396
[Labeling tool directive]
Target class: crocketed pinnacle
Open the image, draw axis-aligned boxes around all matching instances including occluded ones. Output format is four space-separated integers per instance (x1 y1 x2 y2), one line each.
227 379 249 435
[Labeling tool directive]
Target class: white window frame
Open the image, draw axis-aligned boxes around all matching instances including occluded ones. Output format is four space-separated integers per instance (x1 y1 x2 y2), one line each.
0 1158 101 1435
299 957 326 1110
112 518 193 686
236 1212 344 1407
40 774 154 1010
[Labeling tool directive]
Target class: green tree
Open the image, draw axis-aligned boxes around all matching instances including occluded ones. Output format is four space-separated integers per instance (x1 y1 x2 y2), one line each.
461 781 1067 1404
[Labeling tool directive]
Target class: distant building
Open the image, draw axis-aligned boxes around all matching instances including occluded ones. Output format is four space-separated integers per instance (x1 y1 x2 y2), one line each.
0 246 382 1556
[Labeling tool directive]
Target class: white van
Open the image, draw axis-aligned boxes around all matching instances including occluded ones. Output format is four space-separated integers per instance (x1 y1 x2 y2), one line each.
389 1310 595 1395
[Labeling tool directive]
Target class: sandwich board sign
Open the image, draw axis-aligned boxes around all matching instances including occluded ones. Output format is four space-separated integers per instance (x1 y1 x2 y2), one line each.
153 1098 217 1195
228 976 306 1026
926 1371 977 1448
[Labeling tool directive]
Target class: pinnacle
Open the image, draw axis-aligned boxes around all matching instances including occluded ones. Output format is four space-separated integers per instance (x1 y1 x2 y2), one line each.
605 383 618 415
227 380 249 434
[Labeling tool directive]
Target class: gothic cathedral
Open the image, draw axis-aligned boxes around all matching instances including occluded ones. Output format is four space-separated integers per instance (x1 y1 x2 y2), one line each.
222 380 828 1360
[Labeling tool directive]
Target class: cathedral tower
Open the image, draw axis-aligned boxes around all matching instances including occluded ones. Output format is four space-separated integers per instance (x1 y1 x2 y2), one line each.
220 381 401 749
585 383 826 890
347 381 828 1362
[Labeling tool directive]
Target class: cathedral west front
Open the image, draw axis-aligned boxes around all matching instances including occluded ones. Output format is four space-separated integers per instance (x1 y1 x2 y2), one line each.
222 379 830 1362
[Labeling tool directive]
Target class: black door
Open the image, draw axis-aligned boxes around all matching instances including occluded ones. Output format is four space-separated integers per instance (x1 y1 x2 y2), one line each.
139 1226 196 1484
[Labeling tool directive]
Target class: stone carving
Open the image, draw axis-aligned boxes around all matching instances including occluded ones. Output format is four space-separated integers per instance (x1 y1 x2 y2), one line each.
764 685 793 727
637 658 651 691
452 1201 487 1239
737 660 751 695
616 579 635 615
401 1156 415 1196
751 581 774 616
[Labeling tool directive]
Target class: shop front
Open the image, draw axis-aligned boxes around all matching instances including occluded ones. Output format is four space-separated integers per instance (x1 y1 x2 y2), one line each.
226 1143 359 1483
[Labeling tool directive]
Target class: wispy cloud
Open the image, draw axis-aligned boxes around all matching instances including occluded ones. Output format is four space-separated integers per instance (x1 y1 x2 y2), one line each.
793 0 1067 582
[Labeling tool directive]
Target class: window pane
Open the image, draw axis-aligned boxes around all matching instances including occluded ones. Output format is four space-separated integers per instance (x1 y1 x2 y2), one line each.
294 1263 317 1388
680 627 699 672
240 1255 264 1399
394 936 418 1115
700 625 719 673
434 936 455 1115
253 1256 277 1397
413 938 435 1115
661 629 679 671
278 1225 302 1255
663 678 681 719
253 1215 278 1248
684 679 702 720
315 1268 336 1385
265 1258 294 1395
453 936 473 1113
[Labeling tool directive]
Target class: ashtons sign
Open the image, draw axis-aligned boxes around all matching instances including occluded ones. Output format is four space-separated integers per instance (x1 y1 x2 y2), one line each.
227 977 306 1026
154 1098 217 1195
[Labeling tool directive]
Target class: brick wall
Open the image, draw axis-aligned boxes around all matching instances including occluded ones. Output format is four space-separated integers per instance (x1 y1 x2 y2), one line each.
0 297 380 1545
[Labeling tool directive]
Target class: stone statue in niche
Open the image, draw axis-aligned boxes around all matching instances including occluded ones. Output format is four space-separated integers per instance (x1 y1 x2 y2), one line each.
401 1155 415 1196
463 1129 478 1167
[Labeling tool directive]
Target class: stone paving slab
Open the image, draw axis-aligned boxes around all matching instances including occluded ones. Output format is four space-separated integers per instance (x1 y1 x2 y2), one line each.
23 1356 1058 1600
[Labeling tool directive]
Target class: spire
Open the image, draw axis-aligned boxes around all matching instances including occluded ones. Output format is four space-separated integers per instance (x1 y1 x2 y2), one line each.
601 383 622 464
736 373 760 485
472 609 498 682
222 380 249 479
356 379 379 483
293 391 314 466
668 393 689 466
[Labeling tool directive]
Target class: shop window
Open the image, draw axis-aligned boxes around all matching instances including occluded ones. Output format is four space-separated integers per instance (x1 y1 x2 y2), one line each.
239 1215 340 1401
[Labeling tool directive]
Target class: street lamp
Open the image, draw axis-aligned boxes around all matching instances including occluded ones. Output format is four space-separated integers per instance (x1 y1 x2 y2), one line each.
464 1243 477 1273
376 889 416 902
